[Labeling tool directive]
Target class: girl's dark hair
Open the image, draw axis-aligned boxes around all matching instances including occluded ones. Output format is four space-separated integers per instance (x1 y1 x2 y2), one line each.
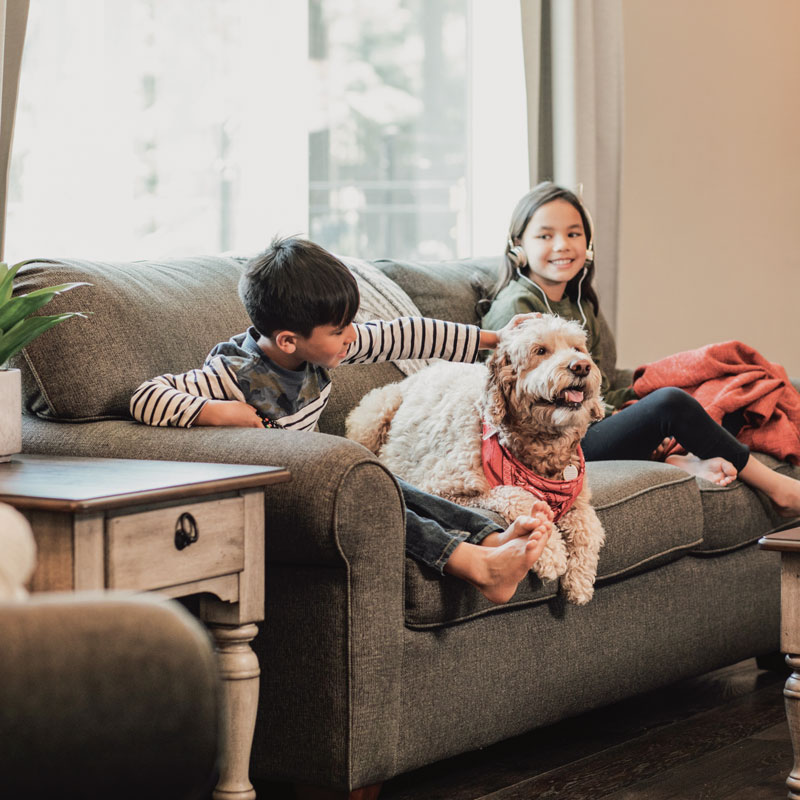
476 181 600 317
239 236 360 338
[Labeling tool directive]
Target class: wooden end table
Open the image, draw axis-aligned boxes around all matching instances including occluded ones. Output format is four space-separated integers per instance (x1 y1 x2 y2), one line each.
0 453 291 800
759 527 800 799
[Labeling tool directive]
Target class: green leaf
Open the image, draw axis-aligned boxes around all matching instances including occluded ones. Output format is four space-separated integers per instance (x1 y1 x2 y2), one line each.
0 312 89 367
0 282 90 332
0 261 22 304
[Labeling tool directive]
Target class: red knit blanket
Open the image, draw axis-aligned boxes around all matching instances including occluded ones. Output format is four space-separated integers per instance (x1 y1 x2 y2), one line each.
632 341 800 465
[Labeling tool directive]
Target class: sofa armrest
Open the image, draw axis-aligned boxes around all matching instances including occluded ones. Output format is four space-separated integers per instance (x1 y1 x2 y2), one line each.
22 415 409 789
22 415 406 567
0 592 221 800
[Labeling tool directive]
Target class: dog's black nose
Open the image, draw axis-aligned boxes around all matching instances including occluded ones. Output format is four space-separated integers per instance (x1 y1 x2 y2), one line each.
569 359 591 377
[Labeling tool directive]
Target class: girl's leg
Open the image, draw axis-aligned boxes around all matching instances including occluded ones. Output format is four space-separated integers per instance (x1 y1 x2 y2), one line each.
584 388 800 516
738 457 800 517
582 387 750 472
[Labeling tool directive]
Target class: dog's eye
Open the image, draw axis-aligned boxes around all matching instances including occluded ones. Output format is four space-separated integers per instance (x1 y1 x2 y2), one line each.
535 346 547 356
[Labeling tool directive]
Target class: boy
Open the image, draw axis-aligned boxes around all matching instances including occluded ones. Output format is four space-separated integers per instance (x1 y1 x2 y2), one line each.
131 236 552 603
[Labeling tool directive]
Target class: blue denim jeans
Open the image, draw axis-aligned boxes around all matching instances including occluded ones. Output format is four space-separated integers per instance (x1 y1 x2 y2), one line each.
398 478 503 574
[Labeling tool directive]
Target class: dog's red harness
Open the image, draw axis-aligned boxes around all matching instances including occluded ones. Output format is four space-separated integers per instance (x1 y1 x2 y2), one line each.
481 422 585 522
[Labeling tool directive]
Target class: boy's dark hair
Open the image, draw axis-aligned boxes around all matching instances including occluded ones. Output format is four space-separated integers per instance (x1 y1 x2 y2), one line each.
239 236 360 338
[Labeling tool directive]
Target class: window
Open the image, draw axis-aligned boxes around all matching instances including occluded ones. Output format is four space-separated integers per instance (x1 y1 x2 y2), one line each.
7 0 527 264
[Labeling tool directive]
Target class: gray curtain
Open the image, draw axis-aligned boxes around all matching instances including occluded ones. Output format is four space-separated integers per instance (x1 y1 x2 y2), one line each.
521 0 624 332
0 0 30 261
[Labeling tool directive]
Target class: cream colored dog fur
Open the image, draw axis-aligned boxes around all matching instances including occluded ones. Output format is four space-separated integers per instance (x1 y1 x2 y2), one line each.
345 314 606 604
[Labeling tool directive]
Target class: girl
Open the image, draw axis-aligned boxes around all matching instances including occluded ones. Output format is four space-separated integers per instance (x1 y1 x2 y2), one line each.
479 181 800 517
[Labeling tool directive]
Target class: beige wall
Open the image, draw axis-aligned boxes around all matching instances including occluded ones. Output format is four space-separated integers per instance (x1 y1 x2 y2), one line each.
618 0 800 375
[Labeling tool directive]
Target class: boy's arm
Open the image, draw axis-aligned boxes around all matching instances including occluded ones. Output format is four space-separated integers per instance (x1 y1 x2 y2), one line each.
130 356 256 427
343 317 483 365
342 316 533 366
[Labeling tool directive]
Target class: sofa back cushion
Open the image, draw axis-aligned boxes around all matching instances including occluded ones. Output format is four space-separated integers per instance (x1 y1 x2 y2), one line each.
12 254 622 427
373 256 497 325
12 257 252 421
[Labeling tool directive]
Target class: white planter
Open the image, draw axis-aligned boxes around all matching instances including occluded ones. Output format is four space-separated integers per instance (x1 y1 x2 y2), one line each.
0 368 22 462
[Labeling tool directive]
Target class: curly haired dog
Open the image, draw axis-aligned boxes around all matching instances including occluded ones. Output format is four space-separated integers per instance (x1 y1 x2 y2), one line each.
345 314 606 604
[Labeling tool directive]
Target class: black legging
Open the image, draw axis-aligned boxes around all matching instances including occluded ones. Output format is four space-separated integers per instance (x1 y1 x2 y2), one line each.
581 387 751 471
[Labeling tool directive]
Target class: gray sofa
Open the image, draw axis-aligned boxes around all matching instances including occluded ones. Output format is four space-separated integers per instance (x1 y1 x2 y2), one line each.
13 253 792 795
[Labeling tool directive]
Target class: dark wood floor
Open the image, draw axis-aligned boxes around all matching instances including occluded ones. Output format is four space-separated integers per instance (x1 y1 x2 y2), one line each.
254 657 794 800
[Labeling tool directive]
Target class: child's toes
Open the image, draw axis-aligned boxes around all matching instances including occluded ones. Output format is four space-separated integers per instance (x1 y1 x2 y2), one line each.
530 500 554 521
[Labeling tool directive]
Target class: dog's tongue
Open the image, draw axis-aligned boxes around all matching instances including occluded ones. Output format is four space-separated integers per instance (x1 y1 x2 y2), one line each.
565 389 584 403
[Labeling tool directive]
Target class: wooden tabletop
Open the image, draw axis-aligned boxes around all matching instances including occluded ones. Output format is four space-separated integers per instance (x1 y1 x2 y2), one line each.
759 527 800 553
0 454 291 512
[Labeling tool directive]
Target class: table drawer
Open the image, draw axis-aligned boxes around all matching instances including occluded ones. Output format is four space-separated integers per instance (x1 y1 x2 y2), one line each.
106 497 245 591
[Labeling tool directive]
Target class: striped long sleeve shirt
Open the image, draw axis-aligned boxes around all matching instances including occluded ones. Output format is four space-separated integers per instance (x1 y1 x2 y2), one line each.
130 317 482 431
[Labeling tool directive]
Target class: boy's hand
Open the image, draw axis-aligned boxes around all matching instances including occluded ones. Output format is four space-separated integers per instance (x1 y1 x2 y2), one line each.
195 399 265 428
479 313 542 349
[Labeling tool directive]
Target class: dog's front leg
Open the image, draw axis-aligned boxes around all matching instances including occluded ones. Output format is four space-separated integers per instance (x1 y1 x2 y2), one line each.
557 501 606 605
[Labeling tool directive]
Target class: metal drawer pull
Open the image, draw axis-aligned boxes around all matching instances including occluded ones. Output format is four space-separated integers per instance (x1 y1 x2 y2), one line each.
174 512 199 550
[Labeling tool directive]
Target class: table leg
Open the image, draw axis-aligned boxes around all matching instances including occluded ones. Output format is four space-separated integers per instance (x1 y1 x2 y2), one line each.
785 654 800 799
209 622 261 800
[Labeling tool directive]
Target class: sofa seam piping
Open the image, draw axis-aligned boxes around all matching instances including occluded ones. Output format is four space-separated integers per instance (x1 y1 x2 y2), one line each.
592 473 696 511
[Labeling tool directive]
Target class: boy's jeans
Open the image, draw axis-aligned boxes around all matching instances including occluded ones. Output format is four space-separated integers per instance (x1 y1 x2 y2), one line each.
398 478 503 573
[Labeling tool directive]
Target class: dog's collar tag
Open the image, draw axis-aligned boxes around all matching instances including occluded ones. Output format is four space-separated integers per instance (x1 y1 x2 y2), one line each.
563 464 579 481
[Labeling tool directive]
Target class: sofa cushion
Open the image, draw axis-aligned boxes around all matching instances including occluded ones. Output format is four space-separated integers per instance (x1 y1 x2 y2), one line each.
590 462 703 578
373 257 498 326
404 461 704 628
692 453 800 554
11 257 251 421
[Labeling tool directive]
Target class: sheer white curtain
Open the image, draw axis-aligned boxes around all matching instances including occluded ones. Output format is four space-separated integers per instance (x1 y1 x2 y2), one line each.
5 1 528 263
521 0 624 330
6 0 308 263
0 0 29 260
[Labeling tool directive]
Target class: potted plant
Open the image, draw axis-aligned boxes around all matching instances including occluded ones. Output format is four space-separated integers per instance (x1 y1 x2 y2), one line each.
0 261 88 461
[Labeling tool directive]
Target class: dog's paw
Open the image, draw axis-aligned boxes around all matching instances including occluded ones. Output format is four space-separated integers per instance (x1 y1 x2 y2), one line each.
562 581 594 605
532 529 568 581
560 566 596 605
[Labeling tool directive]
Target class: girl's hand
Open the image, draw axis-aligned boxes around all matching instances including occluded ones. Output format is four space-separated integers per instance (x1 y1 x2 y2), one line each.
650 436 678 461
195 399 266 428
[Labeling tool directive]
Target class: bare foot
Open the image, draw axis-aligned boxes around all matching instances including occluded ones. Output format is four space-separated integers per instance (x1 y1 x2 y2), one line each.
472 530 551 603
444 516 551 604
481 501 554 547
666 453 737 486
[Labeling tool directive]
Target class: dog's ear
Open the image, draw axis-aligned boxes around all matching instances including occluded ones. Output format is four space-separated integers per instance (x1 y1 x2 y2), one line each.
485 349 517 425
